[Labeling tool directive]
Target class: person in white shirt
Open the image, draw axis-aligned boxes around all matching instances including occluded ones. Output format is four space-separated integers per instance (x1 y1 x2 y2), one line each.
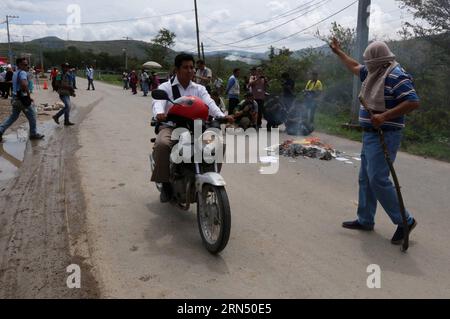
152 53 233 202
141 69 150 96
194 59 212 93
213 76 224 95
86 65 95 90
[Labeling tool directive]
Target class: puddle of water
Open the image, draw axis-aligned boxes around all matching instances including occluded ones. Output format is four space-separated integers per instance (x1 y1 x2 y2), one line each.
0 119 57 183
0 132 27 181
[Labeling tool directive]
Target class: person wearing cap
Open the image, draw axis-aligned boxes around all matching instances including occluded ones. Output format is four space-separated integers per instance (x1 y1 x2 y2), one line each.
53 63 76 126
0 58 44 142
330 38 419 245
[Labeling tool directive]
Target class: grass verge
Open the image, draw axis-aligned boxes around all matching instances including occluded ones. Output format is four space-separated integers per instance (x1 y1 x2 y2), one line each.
315 112 450 162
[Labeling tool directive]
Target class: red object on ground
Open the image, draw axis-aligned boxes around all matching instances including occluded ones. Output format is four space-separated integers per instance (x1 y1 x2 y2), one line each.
43 80 48 90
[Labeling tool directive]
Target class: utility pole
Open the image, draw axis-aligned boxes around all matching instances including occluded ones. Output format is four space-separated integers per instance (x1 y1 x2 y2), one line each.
123 37 131 71
39 40 44 73
201 42 205 62
6 15 19 65
194 0 201 60
350 0 371 124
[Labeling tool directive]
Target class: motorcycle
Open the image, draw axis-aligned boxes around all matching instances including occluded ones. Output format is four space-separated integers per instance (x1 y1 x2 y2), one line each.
149 89 231 254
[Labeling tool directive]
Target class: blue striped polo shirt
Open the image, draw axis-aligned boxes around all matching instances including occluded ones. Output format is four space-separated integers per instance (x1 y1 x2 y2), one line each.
359 65 420 129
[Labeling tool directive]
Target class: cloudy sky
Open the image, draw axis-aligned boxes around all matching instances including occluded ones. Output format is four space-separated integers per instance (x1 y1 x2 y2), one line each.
0 0 417 53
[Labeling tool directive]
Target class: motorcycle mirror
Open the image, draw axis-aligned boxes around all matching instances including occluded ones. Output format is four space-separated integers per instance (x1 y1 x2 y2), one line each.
151 89 170 101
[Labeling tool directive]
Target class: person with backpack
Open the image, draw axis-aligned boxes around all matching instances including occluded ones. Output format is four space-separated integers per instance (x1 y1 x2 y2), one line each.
0 58 44 142
52 63 76 126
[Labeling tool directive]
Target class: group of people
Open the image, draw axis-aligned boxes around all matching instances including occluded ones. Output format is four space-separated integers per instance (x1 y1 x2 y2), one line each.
222 66 323 132
0 62 97 143
122 70 160 96
1 64 40 99
0 58 45 142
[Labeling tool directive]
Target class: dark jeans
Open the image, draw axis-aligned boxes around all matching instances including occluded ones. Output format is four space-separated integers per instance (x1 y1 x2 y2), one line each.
357 130 414 227
228 98 239 115
255 99 265 128
87 78 95 90
55 95 71 123
305 97 318 125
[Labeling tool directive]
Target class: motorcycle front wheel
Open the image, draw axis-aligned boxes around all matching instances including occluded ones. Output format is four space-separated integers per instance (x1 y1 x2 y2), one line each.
197 184 231 254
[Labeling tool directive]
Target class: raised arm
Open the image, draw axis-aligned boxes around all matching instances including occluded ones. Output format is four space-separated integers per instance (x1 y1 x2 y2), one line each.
330 38 362 76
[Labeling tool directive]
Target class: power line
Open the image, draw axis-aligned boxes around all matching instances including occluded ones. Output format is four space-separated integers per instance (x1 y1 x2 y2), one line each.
202 0 321 35
203 0 330 48
10 9 194 26
207 0 358 50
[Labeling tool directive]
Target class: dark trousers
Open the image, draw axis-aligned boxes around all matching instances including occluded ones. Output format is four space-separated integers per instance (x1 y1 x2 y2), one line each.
228 98 239 115
131 83 137 94
305 98 318 125
87 78 95 90
255 99 265 128
2 83 12 98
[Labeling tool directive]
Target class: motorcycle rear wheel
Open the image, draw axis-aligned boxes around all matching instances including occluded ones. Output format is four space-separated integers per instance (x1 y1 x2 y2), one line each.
197 184 231 254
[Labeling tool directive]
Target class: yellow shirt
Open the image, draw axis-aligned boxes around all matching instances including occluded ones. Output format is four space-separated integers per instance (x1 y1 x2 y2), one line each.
305 80 323 91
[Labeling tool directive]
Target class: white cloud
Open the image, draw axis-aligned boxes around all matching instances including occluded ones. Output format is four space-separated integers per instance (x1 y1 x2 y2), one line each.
0 0 40 13
266 1 290 13
0 0 419 53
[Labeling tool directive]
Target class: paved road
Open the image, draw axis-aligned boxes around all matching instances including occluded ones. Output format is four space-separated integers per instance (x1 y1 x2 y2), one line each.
1 78 449 298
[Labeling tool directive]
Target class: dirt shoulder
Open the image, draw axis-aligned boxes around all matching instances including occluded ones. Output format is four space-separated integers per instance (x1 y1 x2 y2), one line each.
0 94 102 298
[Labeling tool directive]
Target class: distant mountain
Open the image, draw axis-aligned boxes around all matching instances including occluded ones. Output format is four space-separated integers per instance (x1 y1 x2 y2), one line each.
0 36 331 67
0 37 171 62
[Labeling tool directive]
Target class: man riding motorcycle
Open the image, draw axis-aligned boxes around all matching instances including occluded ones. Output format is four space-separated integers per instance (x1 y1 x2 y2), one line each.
151 53 233 202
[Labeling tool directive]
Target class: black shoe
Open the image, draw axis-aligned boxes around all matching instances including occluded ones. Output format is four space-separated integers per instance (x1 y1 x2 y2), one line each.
64 122 75 126
52 115 60 125
0 133 3 143
342 220 374 231
29 133 45 140
391 219 417 245
160 183 172 203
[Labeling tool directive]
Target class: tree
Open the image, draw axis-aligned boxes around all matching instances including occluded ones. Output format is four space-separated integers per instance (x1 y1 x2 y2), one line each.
397 0 449 36
152 28 176 48
397 0 450 55
315 22 355 54
148 28 176 69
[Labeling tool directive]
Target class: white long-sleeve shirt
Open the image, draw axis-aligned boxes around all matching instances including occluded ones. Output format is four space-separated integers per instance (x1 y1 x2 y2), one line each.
152 76 225 119
86 68 94 79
